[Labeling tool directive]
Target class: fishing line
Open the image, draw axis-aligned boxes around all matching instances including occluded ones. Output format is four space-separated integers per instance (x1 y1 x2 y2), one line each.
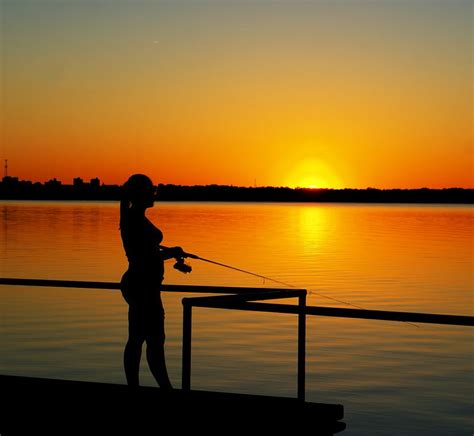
189 255 370 310
160 246 419 328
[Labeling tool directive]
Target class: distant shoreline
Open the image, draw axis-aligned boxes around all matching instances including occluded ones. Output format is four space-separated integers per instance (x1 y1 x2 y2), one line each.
0 178 472 204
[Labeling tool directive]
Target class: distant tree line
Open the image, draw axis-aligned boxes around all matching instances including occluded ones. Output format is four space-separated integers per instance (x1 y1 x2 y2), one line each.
156 185 473 204
0 176 472 203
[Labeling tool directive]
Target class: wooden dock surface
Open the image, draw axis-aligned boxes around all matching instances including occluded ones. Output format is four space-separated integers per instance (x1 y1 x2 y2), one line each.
1 375 345 434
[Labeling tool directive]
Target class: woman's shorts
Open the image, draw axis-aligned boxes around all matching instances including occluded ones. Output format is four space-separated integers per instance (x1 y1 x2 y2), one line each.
121 270 165 341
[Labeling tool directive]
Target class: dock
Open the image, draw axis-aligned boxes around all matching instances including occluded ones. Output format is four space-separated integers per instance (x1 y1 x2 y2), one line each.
1 375 346 434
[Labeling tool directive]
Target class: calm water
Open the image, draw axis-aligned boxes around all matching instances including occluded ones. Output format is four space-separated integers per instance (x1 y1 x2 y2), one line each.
0 201 472 435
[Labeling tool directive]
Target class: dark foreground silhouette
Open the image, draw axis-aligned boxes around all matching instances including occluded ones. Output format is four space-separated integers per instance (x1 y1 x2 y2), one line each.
1 375 346 434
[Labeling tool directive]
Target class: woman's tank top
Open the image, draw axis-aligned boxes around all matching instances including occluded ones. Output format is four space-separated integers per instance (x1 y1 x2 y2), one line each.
121 210 165 282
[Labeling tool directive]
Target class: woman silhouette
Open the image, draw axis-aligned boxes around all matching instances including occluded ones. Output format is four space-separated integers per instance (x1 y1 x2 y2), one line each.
119 174 186 389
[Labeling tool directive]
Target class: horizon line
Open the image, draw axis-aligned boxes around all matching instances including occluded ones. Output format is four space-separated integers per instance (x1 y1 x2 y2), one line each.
1 175 472 191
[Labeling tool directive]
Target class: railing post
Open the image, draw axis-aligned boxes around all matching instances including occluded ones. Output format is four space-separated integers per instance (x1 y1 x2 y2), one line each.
298 292 306 402
182 300 192 392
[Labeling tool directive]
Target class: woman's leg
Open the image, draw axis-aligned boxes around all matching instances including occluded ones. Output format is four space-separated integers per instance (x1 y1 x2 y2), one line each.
146 336 173 390
145 310 172 390
124 336 144 386
124 304 145 387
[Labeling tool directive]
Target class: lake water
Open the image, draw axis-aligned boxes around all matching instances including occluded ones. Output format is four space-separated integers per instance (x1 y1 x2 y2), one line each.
0 201 472 435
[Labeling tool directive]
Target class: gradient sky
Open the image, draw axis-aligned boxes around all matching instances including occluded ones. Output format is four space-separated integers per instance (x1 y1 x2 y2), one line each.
2 0 472 188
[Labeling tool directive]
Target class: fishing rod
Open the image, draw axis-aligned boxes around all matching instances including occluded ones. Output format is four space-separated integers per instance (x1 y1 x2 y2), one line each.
159 245 419 328
160 245 296 286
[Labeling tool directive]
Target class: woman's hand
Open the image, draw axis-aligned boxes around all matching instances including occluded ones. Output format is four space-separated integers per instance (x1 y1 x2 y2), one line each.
171 246 185 258
160 245 186 260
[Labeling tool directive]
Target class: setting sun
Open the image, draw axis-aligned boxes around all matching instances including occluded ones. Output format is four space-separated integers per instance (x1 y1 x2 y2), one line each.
285 158 344 189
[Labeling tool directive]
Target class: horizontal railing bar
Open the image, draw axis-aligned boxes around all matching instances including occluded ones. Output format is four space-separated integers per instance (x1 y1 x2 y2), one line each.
194 301 474 326
166 285 295 294
305 305 474 326
182 290 305 306
0 277 122 290
0 278 290 294
1 277 472 326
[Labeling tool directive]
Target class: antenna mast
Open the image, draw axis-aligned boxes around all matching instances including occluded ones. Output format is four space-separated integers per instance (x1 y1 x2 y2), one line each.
4 160 7 178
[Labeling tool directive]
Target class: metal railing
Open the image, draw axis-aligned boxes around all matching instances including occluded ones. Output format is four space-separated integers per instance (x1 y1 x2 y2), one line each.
180 288 307 400
1 277 473 403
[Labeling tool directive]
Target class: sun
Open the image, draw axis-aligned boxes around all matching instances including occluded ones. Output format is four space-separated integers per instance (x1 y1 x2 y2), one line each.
297 175 323 189
286 158 342 189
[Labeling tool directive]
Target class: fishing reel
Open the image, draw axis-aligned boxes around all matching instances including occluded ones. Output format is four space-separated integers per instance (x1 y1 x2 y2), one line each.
173 257 192 274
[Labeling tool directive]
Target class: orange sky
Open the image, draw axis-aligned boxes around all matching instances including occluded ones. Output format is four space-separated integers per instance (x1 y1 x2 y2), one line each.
2 1 472 188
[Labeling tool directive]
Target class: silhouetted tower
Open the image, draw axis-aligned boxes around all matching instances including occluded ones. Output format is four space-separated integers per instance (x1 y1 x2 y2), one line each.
4 160 7 178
